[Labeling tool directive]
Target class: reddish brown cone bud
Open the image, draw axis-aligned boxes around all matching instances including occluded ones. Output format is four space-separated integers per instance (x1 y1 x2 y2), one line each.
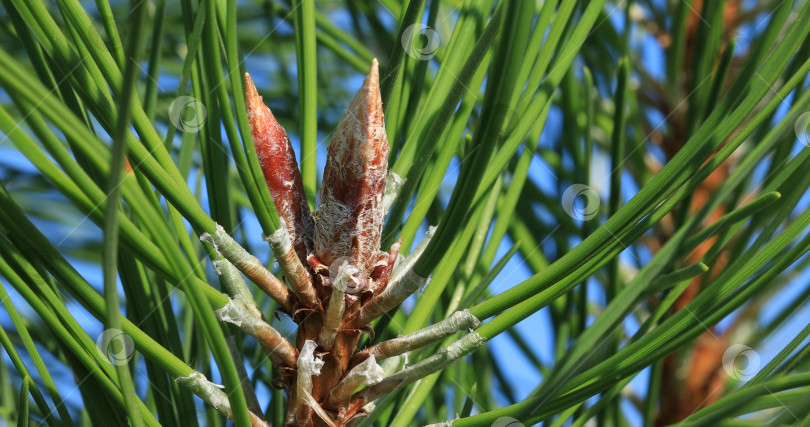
313 59 389 280
245 73 314 261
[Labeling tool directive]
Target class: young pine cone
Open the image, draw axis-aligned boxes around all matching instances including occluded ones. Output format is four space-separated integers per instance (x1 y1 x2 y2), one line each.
312 58 390 293
246 59 399 425
245 73 314 262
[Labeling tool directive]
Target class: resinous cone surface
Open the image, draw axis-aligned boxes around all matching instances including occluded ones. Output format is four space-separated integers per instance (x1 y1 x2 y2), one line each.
314 59 388 279
245 73 314 260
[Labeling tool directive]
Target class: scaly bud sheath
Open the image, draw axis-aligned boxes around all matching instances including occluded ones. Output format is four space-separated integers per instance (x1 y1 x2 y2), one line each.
290 340 325 426
318 261 358 350
201 225 294 314
314 59 389 278
353 331 486 404
215 298 298 368
357 227 435 325
175 372 269 427
359 310 480 361
327 354 384 407
209 254 256 308
369 239 401 293
246 74 318 307
266 222 318 308
245 72 314 261
359 268 427 325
